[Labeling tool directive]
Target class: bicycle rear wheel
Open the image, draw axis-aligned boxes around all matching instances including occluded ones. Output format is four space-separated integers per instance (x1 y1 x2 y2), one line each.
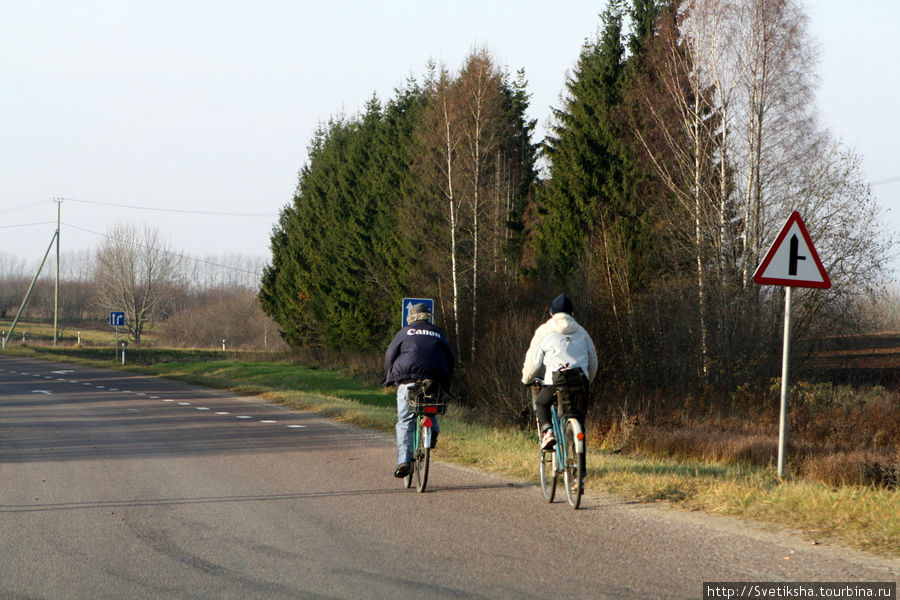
415 419 430 493
539 448 557 502
563 419 584 508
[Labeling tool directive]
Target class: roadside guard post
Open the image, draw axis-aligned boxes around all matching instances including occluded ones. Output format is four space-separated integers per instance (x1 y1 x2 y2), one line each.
110 311 125 360
752 212 831 478
401 298 434 327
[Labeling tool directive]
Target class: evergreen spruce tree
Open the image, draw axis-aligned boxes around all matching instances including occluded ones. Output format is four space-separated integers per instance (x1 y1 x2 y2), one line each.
260 92 424 350
538 3 627 280
501 68 539 270
535 0 668 289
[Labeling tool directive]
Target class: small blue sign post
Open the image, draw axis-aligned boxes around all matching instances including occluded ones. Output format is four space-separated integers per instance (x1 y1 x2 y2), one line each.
401 298 434 327
109 311 125 359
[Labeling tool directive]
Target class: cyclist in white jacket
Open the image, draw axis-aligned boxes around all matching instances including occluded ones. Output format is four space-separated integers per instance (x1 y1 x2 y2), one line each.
521 294 598 450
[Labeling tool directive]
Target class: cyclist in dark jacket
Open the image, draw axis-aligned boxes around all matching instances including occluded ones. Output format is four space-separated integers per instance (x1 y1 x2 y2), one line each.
384 303 455 478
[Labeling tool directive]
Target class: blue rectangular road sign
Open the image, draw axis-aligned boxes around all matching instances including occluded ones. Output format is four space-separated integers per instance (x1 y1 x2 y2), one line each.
402 298 434 327
109 311 125 327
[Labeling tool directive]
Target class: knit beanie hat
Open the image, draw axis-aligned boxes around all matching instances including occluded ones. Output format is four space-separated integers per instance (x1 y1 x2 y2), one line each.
550 293 574 315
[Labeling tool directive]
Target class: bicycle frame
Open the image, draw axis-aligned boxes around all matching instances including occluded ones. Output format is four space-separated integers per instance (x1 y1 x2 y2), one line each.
541 387 586 508
549 403 584 472
404 386 444 493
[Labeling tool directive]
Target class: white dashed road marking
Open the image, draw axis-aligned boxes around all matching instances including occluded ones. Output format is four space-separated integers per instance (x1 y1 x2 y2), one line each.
3 367 311 433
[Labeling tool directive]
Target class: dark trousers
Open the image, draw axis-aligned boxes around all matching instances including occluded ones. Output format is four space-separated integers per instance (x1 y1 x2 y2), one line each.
530 385 556 433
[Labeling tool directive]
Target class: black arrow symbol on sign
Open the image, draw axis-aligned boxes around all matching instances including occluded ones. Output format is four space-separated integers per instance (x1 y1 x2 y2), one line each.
789 234 806 276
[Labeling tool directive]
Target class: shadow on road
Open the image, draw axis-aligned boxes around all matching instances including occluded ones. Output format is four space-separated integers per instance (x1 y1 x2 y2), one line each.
0 483 519 513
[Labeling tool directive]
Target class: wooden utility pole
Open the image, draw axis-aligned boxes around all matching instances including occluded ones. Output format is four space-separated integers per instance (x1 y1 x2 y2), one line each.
53 199 62 345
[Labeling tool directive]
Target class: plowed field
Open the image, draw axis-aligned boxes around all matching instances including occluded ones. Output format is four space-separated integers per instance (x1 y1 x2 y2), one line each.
804 332 900 387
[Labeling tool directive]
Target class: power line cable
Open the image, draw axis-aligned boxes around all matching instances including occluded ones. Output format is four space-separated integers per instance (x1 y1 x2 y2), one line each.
871 176 900 186
0 221 56 230
0 200 49 215
63 222 263 277
61 196 275 217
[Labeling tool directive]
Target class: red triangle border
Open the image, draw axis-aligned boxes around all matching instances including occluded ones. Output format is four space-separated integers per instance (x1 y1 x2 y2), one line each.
752 211 832 289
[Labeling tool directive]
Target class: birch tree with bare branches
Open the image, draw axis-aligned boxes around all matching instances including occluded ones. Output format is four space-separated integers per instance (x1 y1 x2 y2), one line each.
457 48 506 356
733 0 819 286
626 0 892 380
628 4 722 377
93 223 182 344
416 64 465 348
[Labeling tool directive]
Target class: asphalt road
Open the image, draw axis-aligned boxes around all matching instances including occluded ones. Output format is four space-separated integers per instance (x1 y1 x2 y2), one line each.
1 355 896 599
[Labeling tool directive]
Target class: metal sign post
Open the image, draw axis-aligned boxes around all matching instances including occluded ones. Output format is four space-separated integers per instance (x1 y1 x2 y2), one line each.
753 212 831 479
777 286 793 478
109 311 125 360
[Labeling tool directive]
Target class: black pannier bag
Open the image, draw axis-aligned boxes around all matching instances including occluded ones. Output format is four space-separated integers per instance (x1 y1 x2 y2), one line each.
550 368 589 419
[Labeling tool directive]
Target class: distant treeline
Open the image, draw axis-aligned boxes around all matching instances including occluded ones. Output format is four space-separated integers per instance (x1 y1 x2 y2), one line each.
0 252 283 351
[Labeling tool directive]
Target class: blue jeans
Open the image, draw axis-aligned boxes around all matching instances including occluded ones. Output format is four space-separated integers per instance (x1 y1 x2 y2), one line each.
396 383 439 464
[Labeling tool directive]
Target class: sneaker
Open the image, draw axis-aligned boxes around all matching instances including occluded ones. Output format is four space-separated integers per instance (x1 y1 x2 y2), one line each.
540 430 556 450
430 431 439 449
393 462 411 478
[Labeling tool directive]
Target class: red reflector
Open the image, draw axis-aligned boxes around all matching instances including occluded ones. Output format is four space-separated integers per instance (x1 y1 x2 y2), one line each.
422 417 433 427
424 406 438 414
577 432 585 441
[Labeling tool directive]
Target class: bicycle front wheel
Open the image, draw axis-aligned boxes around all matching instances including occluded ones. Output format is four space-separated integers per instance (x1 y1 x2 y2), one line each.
563 419 585 509
539 447 557 502
403 468 413 489
415 419 430 493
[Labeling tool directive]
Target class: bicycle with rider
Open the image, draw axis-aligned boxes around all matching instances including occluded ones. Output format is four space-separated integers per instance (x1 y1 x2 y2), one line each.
521 294 598 449
384 303 455 479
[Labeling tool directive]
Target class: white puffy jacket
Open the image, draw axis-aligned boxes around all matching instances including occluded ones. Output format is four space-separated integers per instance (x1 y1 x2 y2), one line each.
521 312 598 384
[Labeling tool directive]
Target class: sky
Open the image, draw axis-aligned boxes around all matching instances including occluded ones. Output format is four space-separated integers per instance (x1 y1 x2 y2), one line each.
2 1 898 281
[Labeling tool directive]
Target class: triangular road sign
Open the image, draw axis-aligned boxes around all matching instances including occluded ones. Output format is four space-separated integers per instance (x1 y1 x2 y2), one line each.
753 211 831 289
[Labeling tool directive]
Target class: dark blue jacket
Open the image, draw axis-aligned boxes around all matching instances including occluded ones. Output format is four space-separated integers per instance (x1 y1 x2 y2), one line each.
383 320 455 387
